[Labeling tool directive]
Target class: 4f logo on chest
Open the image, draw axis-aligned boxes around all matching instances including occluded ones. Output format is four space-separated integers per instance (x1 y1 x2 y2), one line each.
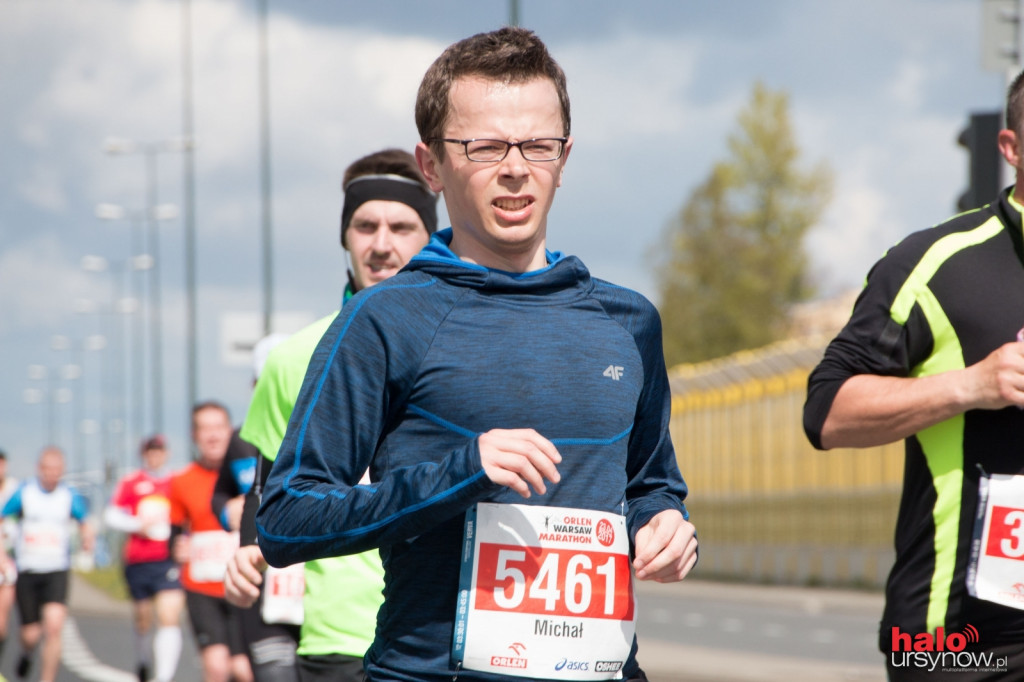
603 365 624 381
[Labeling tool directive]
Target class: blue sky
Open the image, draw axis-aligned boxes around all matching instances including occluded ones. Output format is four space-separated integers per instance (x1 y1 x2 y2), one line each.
0 0 1009 479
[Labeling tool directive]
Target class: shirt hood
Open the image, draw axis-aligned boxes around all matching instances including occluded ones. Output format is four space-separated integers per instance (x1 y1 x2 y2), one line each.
404 227 592 297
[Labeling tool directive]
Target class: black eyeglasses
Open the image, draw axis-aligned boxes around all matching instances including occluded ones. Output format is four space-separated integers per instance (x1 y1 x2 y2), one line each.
430 137 568 163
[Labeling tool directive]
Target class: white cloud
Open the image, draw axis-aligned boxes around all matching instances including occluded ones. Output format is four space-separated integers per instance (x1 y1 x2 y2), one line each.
17 163 68 212
886 59 929 111
0 0 1010 472
560 31 703 144
0 235 106 335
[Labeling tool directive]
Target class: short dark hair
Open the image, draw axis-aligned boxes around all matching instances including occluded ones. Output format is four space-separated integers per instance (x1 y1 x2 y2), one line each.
415 27 570 162
1008 69 1024 136
140 434 167 453
339 148 438 246
192 400 230 427
342 148 429 191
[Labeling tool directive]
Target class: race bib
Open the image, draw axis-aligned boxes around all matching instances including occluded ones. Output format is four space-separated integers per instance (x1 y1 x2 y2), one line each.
453 503 635 680
261 563 305 625
967 473 1024 609
188 530 239 583
21 519 66 566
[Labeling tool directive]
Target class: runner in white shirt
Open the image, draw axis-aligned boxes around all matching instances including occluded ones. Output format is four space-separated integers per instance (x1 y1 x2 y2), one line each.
1 447 94 682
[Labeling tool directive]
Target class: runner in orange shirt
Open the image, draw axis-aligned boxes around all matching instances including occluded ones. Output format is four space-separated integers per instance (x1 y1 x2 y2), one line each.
170 402 252 682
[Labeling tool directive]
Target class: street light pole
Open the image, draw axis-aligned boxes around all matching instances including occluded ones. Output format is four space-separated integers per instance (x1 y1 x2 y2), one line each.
144 148 165 434
80 333 107 475
258 0 274 337
182 0 199 423
74 297 110 476
60 363 82 469
103 138 183 435
50 335 81 464
26 364 53 445
96 202 176 438
82 254 149 468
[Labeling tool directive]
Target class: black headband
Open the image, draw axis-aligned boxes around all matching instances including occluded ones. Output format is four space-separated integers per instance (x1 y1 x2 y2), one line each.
340 174 438 245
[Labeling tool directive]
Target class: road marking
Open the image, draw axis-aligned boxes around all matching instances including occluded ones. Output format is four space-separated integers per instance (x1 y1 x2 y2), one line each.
762 623 787 638
650 608 673 624
810 629 837 644
61 617 135 682
720 617 744 633
682 612 706 627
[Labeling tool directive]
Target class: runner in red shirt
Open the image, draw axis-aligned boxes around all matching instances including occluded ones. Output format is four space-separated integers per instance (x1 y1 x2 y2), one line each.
105 435 183 682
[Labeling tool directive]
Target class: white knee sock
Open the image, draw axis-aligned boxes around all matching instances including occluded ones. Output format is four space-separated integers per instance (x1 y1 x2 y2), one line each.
153 626 182 682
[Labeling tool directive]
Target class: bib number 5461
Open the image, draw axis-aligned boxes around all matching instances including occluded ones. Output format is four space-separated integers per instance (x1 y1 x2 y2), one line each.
475 544 633 620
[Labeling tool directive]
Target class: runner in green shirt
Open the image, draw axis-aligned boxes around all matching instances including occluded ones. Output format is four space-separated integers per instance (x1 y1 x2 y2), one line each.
226 148 437 682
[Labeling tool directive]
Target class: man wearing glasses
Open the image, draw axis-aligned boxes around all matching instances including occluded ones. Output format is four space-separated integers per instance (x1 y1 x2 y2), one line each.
257 27 698 681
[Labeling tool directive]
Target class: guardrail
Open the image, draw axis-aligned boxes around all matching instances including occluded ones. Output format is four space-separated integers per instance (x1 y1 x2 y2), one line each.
669 336 902 588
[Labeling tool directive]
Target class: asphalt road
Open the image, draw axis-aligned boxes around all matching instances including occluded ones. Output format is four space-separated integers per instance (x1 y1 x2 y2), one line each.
633 579 887 681
0 575 888 682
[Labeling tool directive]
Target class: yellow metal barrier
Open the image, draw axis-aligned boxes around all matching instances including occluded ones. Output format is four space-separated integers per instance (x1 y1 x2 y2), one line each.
669 337 903 587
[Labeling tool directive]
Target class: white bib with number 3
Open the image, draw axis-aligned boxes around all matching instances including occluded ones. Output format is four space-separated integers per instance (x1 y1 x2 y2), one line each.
453 503 635 680
261 563 305 625
967 472 1024 610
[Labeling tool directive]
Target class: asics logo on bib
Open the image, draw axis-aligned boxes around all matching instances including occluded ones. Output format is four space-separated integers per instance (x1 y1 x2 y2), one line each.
603 365 624 380
554 657 588 671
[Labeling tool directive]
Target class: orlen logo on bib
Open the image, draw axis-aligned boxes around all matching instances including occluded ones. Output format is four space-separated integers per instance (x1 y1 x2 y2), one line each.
491 642 528 670
596 519 615 547
490 655 527 669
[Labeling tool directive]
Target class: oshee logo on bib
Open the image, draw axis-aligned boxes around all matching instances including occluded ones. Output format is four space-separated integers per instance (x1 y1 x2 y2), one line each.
453 503 635 680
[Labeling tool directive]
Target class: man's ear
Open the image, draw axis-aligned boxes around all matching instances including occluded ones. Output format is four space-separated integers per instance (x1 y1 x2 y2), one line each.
998 129 1021 168
556 136 573 188
415 142 445 193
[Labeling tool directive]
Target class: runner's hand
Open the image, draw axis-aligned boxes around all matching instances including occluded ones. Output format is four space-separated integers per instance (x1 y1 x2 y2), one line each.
478 429 561 499
224 495 245 531
79 522 96 553
224 545 268 608
964 340 1024 409
172 535 190 564
633 510 697 582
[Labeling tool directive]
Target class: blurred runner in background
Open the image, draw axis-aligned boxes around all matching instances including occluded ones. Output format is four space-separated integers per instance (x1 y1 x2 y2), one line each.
170 403 252 682
212 341 299 682
0 450 19 665
105 435 184 682
1 447 93 682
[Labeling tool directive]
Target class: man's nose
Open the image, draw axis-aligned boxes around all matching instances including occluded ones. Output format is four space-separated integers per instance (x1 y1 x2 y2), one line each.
371 226 393 252
498 145 530 179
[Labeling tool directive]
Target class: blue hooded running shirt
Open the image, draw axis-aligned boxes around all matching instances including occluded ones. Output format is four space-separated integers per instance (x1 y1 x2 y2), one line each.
257 229 690 681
